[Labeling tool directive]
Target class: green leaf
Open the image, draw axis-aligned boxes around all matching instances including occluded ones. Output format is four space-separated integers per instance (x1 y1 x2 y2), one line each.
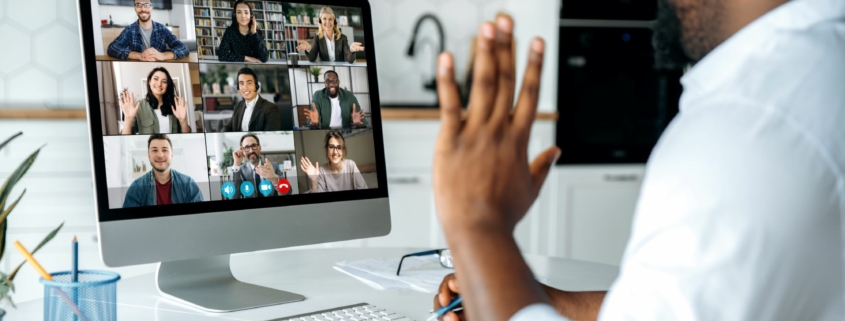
0 146 42 213
0 132 22 152
8 222 64 282
0 189 25 224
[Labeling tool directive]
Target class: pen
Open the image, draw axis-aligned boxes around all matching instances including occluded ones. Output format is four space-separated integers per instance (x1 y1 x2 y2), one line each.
427 296 463 321
14 241 90 321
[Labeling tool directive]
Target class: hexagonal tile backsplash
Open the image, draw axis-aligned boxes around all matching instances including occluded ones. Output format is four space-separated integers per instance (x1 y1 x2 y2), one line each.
0 0 557 110
0 0 83 109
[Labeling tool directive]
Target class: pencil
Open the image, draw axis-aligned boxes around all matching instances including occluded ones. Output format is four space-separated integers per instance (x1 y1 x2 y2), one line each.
72 236 78 283
14 241 90 321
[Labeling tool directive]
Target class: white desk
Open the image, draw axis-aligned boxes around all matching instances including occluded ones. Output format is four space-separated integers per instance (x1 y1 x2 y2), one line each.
6 248 618 320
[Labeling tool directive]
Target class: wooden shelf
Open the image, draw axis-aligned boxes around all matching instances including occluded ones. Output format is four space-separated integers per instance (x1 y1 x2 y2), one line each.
380 108 557 121
0 109 87 119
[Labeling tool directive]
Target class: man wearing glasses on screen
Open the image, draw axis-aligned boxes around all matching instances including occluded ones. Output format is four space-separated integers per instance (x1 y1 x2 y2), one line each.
107 0 189 61
304 70 367 129
231 134 286 198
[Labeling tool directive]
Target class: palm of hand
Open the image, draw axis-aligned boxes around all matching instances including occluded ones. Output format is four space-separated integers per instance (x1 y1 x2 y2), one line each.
173 97 187 120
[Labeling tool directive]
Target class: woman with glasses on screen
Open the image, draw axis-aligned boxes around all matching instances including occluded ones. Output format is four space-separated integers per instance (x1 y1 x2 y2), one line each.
294 6 364 63
119 67 191 134
300 131 368 192
217 0 269 63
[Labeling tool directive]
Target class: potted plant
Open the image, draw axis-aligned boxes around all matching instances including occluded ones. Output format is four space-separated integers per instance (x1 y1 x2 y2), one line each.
0 132 64 319
309 66 322 83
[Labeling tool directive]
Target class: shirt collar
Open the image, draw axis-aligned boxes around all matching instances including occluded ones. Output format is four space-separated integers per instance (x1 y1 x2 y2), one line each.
245 96 259 109
680 0 844 107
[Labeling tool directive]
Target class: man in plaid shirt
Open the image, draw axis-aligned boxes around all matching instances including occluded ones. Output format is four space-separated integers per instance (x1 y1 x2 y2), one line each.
107 0 189 61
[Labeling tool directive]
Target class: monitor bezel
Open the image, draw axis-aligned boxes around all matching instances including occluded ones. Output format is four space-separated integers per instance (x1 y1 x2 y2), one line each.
77 0 391 222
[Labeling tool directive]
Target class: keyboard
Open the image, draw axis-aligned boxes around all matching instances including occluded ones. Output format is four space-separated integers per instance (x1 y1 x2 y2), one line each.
270 303 417 321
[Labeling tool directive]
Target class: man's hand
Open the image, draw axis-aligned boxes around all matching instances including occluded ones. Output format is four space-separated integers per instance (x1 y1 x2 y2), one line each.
255 158 278 181
350 42 365 52
232 149 245 167
141 48 164 61
304 103 320 126
433 19 559 235
352 103 365 126
296 40 312 51
433 274 464 321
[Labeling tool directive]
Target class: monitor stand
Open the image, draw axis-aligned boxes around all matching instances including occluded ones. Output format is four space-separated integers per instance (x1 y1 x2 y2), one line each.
155 255 305 312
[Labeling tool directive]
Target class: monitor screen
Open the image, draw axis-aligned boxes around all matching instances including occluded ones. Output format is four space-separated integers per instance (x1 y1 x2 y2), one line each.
81 0 387 222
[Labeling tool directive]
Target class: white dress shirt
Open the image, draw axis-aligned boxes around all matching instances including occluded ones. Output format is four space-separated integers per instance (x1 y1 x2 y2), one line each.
240 95 259 132
512 0 845 320
325 33 336 62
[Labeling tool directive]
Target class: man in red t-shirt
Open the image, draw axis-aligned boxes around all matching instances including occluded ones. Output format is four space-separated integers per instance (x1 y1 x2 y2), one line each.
123 134 204 207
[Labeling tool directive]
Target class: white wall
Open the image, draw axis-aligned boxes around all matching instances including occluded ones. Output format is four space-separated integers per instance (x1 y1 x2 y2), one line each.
369 0 559 112
98 4 171 26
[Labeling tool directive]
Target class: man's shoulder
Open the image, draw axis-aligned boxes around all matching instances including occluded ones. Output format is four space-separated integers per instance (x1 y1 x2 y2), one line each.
128 171 151 188
151 21 168 31
170 169 196 183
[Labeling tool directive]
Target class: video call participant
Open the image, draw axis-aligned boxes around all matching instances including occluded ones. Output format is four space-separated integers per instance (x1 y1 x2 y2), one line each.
300 131 367 193
217 0 269 63
107 0 189 61
220 67 282 132
123 134 204 207
231 134 285 198
120 67 191 134
294 6 365 63
304 70 367 129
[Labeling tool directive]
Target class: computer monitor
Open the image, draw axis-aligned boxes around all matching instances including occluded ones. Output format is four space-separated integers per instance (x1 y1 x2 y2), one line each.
77 0 390 312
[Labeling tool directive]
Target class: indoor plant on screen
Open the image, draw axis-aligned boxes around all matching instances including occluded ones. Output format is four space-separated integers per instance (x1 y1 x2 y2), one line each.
0 132 64 319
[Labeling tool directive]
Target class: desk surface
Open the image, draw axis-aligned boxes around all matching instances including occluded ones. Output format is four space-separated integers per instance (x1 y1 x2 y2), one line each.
6 248 618 321
96 52 199 63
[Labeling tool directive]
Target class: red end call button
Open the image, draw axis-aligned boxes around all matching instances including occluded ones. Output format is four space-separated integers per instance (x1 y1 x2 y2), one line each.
277 178 291 195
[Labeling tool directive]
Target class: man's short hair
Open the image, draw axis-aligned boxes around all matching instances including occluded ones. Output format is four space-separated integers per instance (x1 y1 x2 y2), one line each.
324 70 339 79
240 133 260 146
148 134 172 149
237 68 259 89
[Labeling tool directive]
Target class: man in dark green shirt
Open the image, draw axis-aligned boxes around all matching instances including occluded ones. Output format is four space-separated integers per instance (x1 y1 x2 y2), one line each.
304 70 368 129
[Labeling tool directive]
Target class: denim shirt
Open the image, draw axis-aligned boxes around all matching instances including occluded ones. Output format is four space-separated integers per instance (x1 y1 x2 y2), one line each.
107 21 189 60
123 169 203 207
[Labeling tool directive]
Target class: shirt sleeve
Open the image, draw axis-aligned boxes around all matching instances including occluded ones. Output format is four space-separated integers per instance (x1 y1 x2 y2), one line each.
107 28 133 60
510 304 570 321
251 32 269 62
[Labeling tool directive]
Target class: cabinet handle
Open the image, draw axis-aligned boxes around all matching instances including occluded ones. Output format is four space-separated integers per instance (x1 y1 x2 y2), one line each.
603 174 639 182
388 177 420 184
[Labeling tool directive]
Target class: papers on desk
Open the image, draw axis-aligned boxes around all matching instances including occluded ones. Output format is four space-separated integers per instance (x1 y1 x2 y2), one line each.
334 255 452 293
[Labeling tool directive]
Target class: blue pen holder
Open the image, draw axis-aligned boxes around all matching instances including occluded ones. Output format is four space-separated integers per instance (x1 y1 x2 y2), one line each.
40 270 120 321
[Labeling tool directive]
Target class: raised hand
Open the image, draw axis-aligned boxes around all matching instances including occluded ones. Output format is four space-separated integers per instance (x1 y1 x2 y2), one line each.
350 42 365 52
433 17 559 234
255 158 278 181
232 148 245 167
299 156 319 179
351 103 365 126
295 40 312 51
303 103 320 127
120 91 140 121
172 95 188 122
250 16 258 34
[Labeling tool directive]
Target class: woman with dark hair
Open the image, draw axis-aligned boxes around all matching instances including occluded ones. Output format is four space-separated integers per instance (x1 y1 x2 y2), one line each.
300 131 368 192
217 0 269 63
119 67 190 134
